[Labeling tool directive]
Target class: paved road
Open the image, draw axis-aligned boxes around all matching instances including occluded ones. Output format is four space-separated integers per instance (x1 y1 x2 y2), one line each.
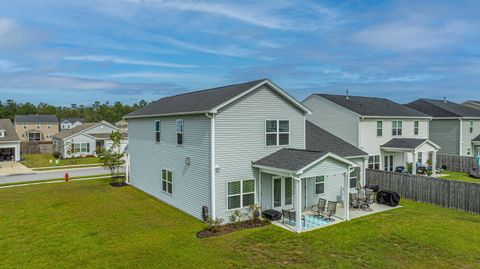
0 167 114 184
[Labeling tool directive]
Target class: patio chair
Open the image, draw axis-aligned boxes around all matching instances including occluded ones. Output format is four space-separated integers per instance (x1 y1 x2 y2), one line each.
360 188 374 211
322 201 337 222
350 193 359 209
281 209 305 227
310 198 327 217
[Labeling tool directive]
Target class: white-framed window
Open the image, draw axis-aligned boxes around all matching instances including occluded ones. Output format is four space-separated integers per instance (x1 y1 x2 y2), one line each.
28 132 40 141
315 176 325 195
368 155 380 169
414 121 419 135
73 143 90 153
162 169 173 194
227 179 255 210
349 170 357 188
417 152 422 163
176 119 183 145
392 121 402 136
467 147 472 156
265 120 289 146
470 121 474 133
376 121 383 137
155 120 161 142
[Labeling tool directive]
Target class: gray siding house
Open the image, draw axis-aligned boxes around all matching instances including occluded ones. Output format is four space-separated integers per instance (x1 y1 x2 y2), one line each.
407 99 480 156
303 93 440 176
126 79 365 232
0 119 21 161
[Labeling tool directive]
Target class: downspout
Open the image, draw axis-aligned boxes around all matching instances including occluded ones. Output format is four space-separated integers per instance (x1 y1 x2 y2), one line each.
459 119 463 155
205 113 216 219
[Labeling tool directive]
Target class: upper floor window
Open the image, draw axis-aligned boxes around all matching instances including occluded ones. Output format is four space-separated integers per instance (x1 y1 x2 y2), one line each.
414 121 419 135
392 121 402 136
176 119 183 145
467 147 472 156
376 121 383 137
265 120 289 146
470 121 474 133
162 169 173 194
23 124 27 129
155 120 161 142
28 132 40 141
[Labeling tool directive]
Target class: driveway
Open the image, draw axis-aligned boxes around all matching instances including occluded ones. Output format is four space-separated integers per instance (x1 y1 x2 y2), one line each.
0 166 117 185
0 161 32 176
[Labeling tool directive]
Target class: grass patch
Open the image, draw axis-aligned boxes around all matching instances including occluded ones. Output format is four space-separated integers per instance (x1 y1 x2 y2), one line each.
21 154 101 168
439 170 480 184
0 179 479 268
0 174 113 187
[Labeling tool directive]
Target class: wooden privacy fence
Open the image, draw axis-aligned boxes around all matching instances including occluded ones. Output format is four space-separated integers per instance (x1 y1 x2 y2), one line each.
20 142 53 155
366 169 480 214
436 153 475 173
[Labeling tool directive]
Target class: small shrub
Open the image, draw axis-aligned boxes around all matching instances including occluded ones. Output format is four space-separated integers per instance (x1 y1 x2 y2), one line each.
248 204 261 221
52 152 61 159
229 210 248 228
205 217 224 233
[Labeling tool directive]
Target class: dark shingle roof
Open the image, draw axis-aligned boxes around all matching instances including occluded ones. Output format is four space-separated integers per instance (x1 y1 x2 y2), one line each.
0 119 20 142
90 133 128 139
315 94 427 117
53 123 98 140
406 99 480 118
381 138 427 149
126 79 266 117
253 148 328 171
14 114 58 123
473 135 480 142
306 121 367 157
61 118 86 123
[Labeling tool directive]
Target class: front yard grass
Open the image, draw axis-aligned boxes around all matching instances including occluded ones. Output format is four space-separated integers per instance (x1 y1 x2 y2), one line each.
21 154 101 168
439 170 480 184
1 179 479 268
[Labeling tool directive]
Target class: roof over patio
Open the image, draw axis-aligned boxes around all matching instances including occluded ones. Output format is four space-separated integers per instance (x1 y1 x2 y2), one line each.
380 138 440 151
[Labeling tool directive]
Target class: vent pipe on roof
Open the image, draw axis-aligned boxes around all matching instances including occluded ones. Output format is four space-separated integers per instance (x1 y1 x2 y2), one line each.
346 90 350 100
443 97 447 103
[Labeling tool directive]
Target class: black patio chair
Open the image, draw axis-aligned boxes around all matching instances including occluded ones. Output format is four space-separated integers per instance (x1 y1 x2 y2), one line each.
281 209 305 227
322 201 337 222
311 198 327 217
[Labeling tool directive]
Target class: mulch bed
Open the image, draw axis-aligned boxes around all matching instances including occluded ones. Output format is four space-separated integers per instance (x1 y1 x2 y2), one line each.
109 182 129 187
197 219 270 238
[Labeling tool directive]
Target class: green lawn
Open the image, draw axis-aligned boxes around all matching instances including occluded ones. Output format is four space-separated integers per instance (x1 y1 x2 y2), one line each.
439 170 480 184
21 154 101 168
1 179 479 268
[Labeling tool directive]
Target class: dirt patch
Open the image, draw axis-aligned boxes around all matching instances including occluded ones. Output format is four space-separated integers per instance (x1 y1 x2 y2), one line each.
197 219 270 238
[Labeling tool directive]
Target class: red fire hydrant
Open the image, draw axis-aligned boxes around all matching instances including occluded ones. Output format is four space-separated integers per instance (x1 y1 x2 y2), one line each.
65 172 69 182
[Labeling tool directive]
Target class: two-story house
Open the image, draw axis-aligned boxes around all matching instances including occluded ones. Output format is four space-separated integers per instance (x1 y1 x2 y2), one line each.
60 118 85 130
14 114 59 142
407 99 480 157
125 79 366 232
303 93 440 176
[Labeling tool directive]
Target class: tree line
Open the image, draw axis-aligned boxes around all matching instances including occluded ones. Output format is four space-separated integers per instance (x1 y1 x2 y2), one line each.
0 99 148 123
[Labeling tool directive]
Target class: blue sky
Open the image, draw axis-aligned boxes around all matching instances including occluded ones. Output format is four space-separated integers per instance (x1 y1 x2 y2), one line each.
0 0 479 105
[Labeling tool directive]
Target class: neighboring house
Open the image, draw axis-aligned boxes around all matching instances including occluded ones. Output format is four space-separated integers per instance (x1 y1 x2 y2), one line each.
125 79 363 231
60 118 85 130
463 100 480 111
14 114 59 142
303 94 440 176
53 120 128 158
407 99 480 157
115 119 128 132
0 119 21 161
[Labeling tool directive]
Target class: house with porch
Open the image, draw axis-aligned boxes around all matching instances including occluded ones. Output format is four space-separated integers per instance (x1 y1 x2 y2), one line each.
52 121 127 158
407 99 480 157
0 119 21 161
14 114 59 142
125 79 380 232
303 93 440 176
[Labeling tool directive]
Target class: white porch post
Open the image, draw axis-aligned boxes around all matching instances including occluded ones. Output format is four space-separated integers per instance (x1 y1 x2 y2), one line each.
344 169 350 221
432 151 437 177
412 151 417 175
258 169 262 207
294 177 302 232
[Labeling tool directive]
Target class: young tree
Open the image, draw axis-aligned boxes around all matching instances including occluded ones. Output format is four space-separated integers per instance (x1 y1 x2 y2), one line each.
98 131 126 184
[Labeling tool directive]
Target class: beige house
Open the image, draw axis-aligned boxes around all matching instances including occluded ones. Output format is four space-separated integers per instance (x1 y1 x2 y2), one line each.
14 114 59 142
115 119 128 132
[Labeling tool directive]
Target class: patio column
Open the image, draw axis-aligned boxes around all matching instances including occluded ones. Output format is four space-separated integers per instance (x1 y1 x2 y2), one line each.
344 169 350 221
412 151 417 175
432 150 437 177
294 177 302 232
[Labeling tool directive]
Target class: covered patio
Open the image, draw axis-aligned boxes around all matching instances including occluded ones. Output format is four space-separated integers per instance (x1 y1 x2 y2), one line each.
253 148 358 233
380 138 441 176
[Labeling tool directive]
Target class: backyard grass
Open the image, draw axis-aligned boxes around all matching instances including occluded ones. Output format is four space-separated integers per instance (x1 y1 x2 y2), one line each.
1 179 479 268
21 154 101 168
439 170 480 184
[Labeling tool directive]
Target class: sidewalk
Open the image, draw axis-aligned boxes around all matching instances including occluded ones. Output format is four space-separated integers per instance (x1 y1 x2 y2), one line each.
31 163 102 171
0 162 33 176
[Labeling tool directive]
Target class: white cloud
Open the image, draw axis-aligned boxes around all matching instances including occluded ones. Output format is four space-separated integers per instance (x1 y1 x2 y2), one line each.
354 21 470 51
0 59 26 72
64 55 195 68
